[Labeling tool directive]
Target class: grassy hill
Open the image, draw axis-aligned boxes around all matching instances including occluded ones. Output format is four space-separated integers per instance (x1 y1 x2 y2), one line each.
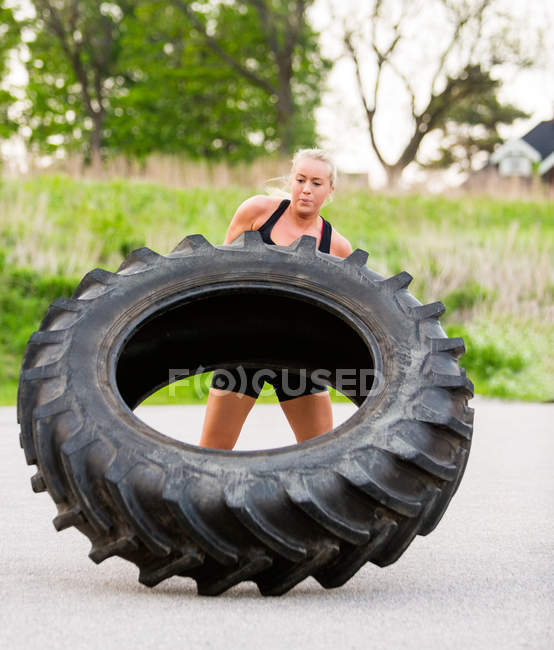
1 174 552 404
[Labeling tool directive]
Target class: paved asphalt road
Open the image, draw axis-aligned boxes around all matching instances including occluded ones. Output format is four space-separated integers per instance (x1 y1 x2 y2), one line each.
2 397 553 649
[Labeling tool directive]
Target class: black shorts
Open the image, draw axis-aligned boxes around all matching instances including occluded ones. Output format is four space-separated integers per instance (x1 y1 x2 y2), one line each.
210 367 327 402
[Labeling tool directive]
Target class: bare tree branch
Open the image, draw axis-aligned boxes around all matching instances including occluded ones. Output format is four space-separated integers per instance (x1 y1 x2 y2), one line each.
466 1 489 62
430 0 490 94
342 0 411 168
343 29 387 169
370 0 383 48
398 70 482 169
388 59 417 119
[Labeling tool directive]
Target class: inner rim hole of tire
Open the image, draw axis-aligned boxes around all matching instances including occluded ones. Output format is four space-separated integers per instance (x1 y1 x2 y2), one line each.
116 288 375 444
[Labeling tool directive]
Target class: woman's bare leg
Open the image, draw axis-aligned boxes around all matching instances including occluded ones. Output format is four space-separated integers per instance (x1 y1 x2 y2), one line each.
279 391 333 443
199 388 257 449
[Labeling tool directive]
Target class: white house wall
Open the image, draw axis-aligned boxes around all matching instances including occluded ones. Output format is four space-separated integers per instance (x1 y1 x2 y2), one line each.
490 138 542 164
498 155 532 177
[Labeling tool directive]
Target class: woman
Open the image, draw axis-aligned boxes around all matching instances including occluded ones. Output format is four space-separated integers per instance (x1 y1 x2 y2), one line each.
199 148 353 450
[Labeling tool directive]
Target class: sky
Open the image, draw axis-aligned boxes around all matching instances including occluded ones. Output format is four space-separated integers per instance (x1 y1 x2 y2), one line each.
3 0 554 187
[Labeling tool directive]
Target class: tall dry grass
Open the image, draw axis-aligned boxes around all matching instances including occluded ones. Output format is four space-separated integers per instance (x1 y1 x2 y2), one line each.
0 186 105 274
58 154 294 189
35 153 552 200
389 220 554 323
38 154 368 191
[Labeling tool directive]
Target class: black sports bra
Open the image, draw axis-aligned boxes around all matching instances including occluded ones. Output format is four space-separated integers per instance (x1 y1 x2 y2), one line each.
257 199 332 253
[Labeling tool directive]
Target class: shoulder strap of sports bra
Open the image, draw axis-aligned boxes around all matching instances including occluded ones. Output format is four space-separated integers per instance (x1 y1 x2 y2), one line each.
257 199 290 241
319 218 332 254
258 199 332 252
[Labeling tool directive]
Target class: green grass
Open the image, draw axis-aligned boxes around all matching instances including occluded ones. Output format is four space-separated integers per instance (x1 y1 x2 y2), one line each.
1 174 552 404
445 319 553 402
0 255 79 404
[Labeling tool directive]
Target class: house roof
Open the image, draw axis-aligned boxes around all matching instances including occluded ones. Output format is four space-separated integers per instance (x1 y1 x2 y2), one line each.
521 120 554 159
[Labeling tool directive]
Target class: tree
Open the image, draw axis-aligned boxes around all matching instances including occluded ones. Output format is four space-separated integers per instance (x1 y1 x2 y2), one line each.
336 0 538 187
21 0 327 163
424 74 529 173
0 1 21 141
111 0 284 161
172 0 329 153
24 0 133 167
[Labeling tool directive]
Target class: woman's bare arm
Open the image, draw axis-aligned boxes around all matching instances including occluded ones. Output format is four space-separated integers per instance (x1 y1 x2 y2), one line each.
330 229 353 258
223 195 278 244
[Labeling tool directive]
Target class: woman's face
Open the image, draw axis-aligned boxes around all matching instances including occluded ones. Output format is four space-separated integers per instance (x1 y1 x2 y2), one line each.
289 157 334 216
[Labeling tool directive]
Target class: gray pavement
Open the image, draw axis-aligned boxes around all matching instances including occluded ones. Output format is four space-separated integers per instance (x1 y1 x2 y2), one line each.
1 397 553 650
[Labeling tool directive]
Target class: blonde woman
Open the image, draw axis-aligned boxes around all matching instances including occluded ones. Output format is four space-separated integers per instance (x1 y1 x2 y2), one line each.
199 149 353 450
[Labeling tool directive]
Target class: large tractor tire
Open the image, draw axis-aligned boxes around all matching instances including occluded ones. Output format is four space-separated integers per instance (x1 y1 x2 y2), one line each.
17 232 474 596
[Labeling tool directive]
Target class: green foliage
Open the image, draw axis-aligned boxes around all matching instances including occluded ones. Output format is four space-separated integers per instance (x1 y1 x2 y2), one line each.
170 0 329 153
0 252 78 403
21 0 326 161
109 1 276 160
0 2 21 140
23 0 125 160
89 208 144 261
443 282 495 316
446 321 553 402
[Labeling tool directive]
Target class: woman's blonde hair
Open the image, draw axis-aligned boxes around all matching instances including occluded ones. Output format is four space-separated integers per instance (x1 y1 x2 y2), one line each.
265 147 337 200
291 148 337 188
